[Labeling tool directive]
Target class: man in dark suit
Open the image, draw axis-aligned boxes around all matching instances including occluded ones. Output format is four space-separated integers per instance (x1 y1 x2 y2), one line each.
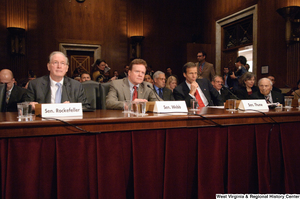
251 78 284 104
0 69 27 112
173 62 223 107
196 51 215 81
27 51 88 110
211 75 231 103
153 71 174 101
118 65 129 79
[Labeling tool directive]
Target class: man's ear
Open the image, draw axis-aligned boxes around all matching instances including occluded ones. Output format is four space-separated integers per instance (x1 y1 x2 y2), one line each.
183 73 186 78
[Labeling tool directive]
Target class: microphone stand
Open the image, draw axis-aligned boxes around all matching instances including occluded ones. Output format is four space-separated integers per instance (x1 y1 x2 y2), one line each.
221 84 240 100
147 85 162 101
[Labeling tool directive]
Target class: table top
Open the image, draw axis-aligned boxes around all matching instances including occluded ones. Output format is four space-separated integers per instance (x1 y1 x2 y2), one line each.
1 107 300 138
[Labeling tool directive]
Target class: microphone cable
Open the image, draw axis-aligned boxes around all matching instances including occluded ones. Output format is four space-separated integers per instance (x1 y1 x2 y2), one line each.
147 84 162 101
188 111 223 127
38 116 102 134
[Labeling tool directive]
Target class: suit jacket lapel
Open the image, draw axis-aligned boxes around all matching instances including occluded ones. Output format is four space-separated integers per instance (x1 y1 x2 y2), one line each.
123 78 131 100
62 78 70 102
43 76 51 103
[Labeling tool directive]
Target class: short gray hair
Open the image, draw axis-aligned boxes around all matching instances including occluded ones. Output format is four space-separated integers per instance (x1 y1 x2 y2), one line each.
49 51 69 65
153 71 165 79
212 75 223 82
258 77 273 86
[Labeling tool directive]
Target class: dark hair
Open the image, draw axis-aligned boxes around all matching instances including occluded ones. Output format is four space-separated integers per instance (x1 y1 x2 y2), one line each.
95 59 106 66
80 72 90 77
182 62 197 73
236 56 247 65
239 72 255 87
129 59 147 70
198 51 207 57
297 79 300 86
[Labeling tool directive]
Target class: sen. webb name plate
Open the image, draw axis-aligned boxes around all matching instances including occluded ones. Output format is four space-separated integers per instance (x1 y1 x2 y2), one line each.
238 99 268 111
35 103 83 118
152 101 188 113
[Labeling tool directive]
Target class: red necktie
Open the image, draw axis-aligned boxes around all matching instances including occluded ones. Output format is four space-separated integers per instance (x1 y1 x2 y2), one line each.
195 90 205 107
132 86 138 101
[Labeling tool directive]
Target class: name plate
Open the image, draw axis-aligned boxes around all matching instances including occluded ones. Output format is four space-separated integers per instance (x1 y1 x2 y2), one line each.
35 103 83 118
238 100 269 111
152 101 188 113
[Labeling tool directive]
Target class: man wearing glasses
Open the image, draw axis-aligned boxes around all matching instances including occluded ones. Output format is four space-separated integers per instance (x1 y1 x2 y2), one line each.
196 51 215 81
27 51 88 110
152 71 174 101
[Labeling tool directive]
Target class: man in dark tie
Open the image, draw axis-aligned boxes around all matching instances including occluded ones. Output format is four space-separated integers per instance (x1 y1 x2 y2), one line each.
173 62 222 107
27 51 88 110
153 71 174 101
0 69 27 112
195 51 215 81
251 78 284 104
211 75 231 103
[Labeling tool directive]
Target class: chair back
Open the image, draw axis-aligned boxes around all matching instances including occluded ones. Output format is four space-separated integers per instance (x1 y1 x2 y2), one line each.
0 84 6 112
100 82 111 109
82 81 101 109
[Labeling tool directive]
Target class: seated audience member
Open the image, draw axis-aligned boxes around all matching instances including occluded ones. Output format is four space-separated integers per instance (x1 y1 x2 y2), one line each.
146 65 154 77
267 75 282 93
165 67 178 80
293 79 300 99
251 78 284 104
113 70 119 79
144 74 154 84
106 59 160 110
0 69 27 112
119 65 129 79
166 76 177 92
91 59 108 83
153 71 174 101
230 56 248 91
235 72 258 99
211 75 231 103
173 62 222 107
27 51 89 110
80 72 91 83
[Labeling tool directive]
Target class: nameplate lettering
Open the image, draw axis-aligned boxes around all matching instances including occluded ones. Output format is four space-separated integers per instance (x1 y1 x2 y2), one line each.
36 103 83 118
153 101 188 113
238 100 269 111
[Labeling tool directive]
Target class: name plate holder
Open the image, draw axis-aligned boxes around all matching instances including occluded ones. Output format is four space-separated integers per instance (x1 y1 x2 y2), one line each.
35 103 83 118
146 101 188 113
238 100 269 112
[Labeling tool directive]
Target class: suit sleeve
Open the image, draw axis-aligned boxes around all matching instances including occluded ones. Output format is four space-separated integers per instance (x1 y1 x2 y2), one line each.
207 80 223 106
173 87 193 107
26 81 36 102
106 81 124 110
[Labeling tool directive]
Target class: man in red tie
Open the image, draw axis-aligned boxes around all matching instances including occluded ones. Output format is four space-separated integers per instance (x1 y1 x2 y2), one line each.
106 59 159 110
173 62 223 107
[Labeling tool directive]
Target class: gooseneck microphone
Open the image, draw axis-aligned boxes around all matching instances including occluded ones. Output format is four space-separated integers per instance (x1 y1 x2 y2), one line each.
147 84 162 101
285 84 300 98
221 84 240 100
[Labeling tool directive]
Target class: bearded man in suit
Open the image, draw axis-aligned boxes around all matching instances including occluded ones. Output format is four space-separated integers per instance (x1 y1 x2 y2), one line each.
106 59 160 110
173 62 222 107
27 51 88 110
196 51 215 81
0 69 27 112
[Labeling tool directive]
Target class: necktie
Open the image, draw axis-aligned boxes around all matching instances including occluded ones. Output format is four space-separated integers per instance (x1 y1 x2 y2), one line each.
195 90 205 107
265 95 271 104
159 88 163 99
6 90 10 104
132 86 138 101
55 83 62 103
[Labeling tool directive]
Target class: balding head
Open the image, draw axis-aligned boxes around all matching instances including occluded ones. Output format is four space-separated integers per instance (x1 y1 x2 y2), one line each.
0 69 15 91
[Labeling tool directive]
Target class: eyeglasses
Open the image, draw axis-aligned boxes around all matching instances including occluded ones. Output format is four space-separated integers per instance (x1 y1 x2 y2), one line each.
51 61 67 67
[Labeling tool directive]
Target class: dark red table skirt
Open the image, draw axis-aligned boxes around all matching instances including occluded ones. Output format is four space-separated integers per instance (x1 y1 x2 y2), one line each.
1 122 300 199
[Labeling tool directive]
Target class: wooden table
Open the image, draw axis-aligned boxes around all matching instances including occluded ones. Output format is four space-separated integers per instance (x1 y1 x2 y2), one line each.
1 107 300 198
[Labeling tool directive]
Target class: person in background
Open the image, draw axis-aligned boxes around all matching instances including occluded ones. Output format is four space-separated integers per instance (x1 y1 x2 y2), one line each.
165 67 178 80
173 62 222 107
223 66 233 90
230 56 248 91
245 64 250 71
144 74 154 84
0 69 27 112
211 75 231 103
251 78 284 104
26 51 89 110
80 72 91 83
293 79 300 100
166 76 177 92
234 72 258 99
267 75 282 93
113 70 119 79
146 65 154 77
196 51 215 81
152 71 174 101
119 65 129 79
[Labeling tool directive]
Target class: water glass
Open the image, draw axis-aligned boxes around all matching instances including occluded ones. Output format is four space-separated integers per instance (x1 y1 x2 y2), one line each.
227 99 237 111
284 96 293 108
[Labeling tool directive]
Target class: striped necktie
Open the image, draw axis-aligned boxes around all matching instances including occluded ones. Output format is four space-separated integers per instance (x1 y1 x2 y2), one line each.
55 83 62 103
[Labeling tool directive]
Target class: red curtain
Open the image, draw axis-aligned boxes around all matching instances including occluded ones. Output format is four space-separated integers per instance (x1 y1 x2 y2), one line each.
1 123 300 199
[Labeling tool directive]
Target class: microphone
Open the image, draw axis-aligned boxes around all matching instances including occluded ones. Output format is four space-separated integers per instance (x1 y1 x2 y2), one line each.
285 84 300 98
221 84 240 100
147 84 162 101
